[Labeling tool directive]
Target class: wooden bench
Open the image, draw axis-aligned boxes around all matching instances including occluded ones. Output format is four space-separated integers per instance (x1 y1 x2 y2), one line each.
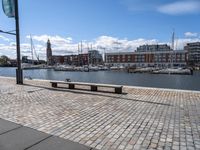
50 81 123 94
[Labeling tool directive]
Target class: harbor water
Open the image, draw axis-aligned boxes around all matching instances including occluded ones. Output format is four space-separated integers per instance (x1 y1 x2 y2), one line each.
0 67 200 91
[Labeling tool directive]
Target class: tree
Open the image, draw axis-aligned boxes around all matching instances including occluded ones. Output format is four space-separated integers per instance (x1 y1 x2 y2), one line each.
0 55 10 66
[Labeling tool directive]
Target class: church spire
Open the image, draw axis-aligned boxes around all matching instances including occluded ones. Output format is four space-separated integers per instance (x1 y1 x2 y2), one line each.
46 39 52 65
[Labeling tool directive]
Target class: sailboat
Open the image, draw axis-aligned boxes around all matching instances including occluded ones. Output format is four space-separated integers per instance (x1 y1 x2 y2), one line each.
22 35 44 70
152 31 192 75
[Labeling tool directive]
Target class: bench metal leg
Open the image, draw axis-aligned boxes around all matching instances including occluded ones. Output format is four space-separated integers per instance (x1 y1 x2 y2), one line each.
52 83 57 88
115 87 122 94
69 84 75 89
91 85 97 91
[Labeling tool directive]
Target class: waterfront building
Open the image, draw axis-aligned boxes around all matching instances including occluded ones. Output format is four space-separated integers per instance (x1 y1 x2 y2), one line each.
46 39 53 66
52 54 89 66
137 44 171 52
46 40 103 66
105 44 187 68
52 55 64 65
184 42 200 67
88 50 103 65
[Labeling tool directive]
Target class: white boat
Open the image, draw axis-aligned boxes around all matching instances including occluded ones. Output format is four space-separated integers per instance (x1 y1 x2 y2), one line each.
22 63 32 69
110 66 119 70
119 65 125 70
89 66 99 71
153 68 192 75
22 63 44 70
99 66 109 71
74 66 85 71
131 67 157 73
110 65 125 71
54 65 75 71
84 67 89 72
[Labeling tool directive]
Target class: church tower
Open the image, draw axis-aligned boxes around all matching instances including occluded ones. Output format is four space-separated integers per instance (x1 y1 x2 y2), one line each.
46 39 52 65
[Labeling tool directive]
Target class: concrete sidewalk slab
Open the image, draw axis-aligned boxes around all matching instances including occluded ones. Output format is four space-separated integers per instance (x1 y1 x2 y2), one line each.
0 126 50 150
0 119 21 135
0 118 94 150
27 136 92 150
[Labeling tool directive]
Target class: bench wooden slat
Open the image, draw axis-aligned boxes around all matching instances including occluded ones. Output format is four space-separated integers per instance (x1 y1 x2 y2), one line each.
50 81 123 94
50 81 122 88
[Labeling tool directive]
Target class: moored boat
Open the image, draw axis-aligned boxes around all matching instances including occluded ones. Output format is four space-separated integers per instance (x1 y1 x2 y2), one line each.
54 65 75 71
152 68 192 75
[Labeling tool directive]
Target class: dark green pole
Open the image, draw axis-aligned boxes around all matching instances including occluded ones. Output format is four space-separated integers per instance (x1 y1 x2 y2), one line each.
14 0 23 84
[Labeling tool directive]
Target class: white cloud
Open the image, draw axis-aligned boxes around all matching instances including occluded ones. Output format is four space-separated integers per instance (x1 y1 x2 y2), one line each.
24 35 76 58
1 34 200 59
0 43 16 58
184 32 198 38
172 38 200 50
93 36 158 53
0 44 15 51
0 35 12 42
158 1 200 15
27 35 73 45
0 41 45 59
9 42 16 46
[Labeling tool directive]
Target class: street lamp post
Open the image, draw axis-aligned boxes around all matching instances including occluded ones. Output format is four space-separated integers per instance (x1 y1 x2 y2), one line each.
1 0 23 84
14 0 23 84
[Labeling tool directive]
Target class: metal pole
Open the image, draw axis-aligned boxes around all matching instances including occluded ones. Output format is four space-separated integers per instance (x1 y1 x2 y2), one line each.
0 30 16 35
15 0 23 84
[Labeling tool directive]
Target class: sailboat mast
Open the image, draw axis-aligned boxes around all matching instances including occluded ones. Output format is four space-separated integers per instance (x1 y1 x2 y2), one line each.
171 31 175 68
81 41 83 66
78 43 80 66
30 35 34 65
172 31 175 51
87 43 90 65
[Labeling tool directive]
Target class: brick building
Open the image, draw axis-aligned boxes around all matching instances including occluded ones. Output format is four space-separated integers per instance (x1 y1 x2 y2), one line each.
105 44 188 68
46 39 102 66
51 54 89 66
184 42 200 67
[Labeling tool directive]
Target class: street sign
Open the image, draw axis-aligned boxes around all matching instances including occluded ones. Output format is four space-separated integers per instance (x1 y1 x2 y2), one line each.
2 0 15 18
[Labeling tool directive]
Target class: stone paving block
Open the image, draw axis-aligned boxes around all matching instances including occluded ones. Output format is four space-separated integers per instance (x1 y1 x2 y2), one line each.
0 77 200 150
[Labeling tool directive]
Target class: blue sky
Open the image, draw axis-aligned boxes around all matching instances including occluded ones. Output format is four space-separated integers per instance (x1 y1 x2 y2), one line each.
0 0 200 59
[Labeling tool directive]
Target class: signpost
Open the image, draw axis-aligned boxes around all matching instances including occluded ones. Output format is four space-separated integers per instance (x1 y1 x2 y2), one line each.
2 0 15 17
2 0 23 84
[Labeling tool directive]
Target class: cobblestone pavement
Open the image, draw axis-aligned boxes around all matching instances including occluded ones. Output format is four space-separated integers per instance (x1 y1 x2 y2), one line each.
0 76 200 150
